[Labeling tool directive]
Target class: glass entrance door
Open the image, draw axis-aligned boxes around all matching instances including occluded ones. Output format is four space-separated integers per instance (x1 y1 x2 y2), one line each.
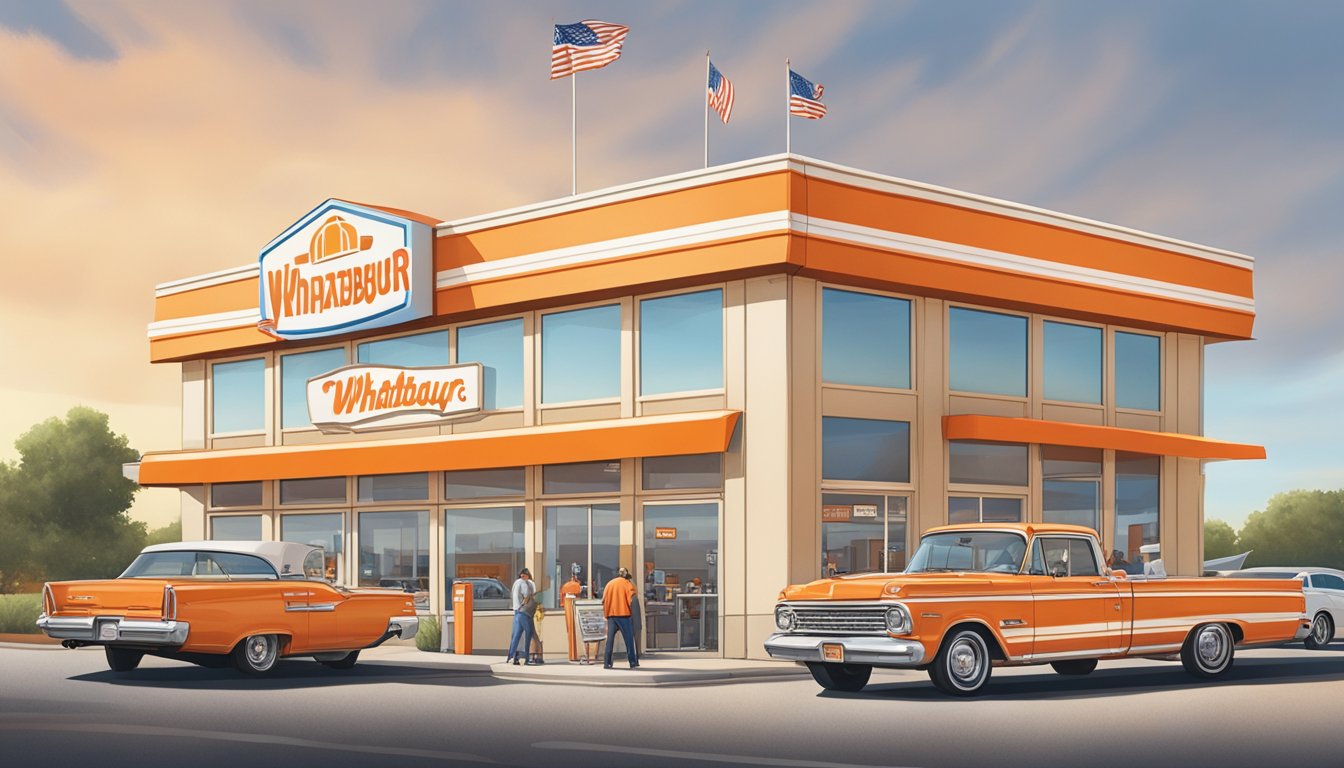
540 503 619 609
641 501 719 651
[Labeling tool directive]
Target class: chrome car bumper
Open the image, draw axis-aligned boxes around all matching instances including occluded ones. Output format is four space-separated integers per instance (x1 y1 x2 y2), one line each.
389 615 419 640
1294 618 1313 641
764 633 926 666
37 614 190 646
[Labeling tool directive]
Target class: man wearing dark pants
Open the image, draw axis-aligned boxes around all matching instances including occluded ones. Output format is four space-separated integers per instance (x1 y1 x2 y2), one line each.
506 568 535 665
603 567 639 669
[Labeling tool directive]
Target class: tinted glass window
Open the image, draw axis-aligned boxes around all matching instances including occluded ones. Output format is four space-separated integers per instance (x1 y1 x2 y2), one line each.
821 417 910 483
1114 452 1160 575
211 481 262 508
122 551 277 579
639 289 723 395
280 476 347 505
949 441 1028 486
821 493 908 576
1116 331 1161 411
458 318 524 410
1042 446 1102 531
444 467 526 499
212 358 265 433
209 515 262 540
444 507 525 612
542 305 620 403
357 330 449 367
543 461 621 495
822 288 911 389
642 454 723 490
948 496 1023 524
359 510 430 611
1315 574 1344 591
949 307 1027 397
357 473 429 502
1044 321 1102 404
281 513 343 583
281 347 346 429
1068 539 1101 577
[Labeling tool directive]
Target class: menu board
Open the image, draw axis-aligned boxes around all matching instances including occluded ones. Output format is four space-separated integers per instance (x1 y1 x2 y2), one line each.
573 599 607 642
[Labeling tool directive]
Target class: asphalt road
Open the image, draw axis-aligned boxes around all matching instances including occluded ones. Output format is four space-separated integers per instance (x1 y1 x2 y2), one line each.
3 644 1344 768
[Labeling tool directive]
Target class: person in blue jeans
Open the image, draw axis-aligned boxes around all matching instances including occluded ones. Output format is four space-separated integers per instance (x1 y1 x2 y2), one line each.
603 567 639 669
506 568 536 665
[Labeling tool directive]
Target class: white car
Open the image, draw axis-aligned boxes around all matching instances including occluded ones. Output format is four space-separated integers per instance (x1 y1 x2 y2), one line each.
1223 567 1344 649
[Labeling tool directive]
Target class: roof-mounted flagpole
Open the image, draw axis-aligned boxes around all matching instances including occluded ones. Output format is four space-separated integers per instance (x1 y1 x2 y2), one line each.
785 58 791 155
704 50 711 169
572 71 578 195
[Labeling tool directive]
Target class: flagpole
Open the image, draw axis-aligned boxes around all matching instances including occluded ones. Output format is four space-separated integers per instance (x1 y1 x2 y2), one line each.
571 72 578 196
785 58 791 155
704 50 710 169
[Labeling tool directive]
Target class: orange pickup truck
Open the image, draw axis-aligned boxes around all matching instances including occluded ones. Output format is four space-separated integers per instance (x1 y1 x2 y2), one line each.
766 523 1310 695
37 541 418 675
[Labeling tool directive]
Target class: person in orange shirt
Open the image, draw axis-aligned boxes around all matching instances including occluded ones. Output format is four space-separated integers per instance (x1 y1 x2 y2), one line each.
602 567 639 669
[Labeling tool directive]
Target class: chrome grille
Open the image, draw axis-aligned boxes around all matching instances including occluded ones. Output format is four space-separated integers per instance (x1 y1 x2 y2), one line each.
791 605 886 634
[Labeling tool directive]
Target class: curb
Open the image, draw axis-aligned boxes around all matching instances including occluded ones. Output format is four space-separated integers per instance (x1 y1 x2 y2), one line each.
489 663 808 687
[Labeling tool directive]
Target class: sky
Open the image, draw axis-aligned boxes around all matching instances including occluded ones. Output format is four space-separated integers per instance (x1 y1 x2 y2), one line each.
0 0 1341 530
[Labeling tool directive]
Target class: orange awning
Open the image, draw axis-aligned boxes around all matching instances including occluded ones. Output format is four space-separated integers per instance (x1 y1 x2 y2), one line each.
139 410 740 486
942 415 1264 460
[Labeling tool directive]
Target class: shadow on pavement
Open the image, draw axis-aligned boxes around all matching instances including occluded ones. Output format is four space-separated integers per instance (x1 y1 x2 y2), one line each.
68 659 502 691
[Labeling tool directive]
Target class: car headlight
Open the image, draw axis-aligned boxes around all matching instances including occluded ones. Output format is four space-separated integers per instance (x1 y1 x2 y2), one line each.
775 605 795 631
885 605 911 635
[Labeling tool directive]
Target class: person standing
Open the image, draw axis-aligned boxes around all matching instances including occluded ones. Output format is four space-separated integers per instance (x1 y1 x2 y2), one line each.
506 567 536 665
602 567 639 669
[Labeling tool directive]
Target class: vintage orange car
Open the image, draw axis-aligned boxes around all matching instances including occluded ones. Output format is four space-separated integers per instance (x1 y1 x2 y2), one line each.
36 541 419 674
766 523 1310 695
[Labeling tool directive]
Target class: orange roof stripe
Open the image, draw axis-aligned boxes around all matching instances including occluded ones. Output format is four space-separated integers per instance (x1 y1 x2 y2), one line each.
942 414 1265 460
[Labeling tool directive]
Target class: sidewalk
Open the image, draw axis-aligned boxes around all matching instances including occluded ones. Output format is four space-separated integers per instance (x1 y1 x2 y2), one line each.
361 645 808 687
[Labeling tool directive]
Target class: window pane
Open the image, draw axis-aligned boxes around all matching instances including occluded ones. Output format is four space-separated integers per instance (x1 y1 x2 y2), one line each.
640 289 723 395
1043 321 1101 404
280 476 346 505
591 504 620 603
281 347 346 429
358 510 429 611
444 507 524 612
1114 452 1160 575
280 513 343 583
982 497 1023 522
1042 446 1102 531
822 288 911 388
887 496 909 571
357 472 429 502
211 481 262 508
821 493 886 577
539 503 619 609
458 318 523 410
212 359 265 433
357 330 449 367
949 441 1028 486
209 515 262 541
949 307 1027 397
1116 331 1161 411
1068 539 1101 576
444 467 526 499
821 417 910 483
542 305 620 403
947 497 980 525
642 453 722 490
543 461 621 495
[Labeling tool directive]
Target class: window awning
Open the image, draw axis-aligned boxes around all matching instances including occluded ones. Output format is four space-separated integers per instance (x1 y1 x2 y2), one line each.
942 414 1264 461
138 410 741 487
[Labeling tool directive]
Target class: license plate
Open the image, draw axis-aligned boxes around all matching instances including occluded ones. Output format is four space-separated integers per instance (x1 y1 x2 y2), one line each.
99 622 118 641
822 643 844 662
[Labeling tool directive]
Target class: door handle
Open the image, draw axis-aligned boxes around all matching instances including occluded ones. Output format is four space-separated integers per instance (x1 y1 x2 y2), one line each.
1092 581 1114 587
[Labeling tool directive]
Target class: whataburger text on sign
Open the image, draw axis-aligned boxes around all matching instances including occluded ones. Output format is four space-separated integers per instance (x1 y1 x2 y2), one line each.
258 199 433 339
307 363 482 433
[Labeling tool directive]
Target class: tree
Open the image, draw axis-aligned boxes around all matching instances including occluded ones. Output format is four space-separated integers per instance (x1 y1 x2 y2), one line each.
1238 490 1344 570
1203 519 1239 561
145 520 182 546
0 407 145 590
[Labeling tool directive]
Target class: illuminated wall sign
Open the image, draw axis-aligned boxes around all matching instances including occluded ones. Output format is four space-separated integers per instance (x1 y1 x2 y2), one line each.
307 363 482 433
258 199 433 340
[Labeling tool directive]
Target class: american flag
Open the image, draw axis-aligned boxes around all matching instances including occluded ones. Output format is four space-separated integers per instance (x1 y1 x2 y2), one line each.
707 61 734 124
789 69 826 119
551 20 629 79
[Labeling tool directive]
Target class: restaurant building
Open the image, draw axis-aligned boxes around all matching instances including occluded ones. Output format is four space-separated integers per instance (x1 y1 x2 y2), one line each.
134 155 1264 659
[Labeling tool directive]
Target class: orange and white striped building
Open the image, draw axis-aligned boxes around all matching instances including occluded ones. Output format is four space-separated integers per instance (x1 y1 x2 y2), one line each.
135 154 1262 658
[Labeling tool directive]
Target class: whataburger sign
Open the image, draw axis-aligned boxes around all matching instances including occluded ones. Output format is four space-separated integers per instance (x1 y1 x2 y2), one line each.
258 199 433 339
307 363 482 433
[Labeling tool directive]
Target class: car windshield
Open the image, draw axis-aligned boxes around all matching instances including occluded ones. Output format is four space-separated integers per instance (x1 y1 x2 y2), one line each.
120 551 279 580
906 531 1028 574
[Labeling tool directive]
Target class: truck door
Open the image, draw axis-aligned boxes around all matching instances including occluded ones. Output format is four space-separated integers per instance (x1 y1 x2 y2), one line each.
1027 536 1125 659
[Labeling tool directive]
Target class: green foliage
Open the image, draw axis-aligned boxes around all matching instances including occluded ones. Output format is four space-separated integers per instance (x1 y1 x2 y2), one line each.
0 407 144 591
415 614 442 652
0 594 42 634
1203 519 1239 560
145 520 182 546
1239 490 1344 569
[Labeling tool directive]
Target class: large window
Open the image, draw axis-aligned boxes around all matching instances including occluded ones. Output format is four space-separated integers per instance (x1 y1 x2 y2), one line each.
281 512 344 583
1041 446 1102 531
458 318 523 410
210 481 262 508
642 454 722 490
444 507 525 612
543 461 622 495
822 288 911 389
209 514 263 541
444 467 526 499
358 510 430 611
1113 452 1160 575
948 497 1023 524
949 441 1028 486
281 347 346 429
821 417 910 483
640 289 723 395
541 304 620 404
357 473 429 502
357 330 449 367
948 307 1027 397
212 358 265 433
821 493 908 577
1043 321 1102 404
1116 331 1161 411
280 476 346 505
541 504 620 609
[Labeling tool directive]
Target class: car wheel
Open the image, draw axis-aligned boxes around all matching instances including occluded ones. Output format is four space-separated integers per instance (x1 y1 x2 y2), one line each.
1305 612 1333 650
1181 622 1234 678
318 651 360 670
1050 659 1098 676
805 661 872 692
233 634 280 675
930 628 992 696
104 647 144 672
